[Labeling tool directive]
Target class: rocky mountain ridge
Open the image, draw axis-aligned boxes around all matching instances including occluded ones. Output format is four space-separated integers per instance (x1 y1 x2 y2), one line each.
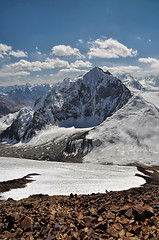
0 67 132 142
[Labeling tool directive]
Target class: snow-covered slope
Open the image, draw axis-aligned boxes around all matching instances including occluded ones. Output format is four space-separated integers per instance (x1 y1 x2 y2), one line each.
0 111 19 131
0 67 132 142
82 95 159 165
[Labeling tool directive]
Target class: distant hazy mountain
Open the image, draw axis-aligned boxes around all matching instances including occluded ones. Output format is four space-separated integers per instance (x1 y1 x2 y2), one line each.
118 73 159 91
118 73 145 91
0 83 51 117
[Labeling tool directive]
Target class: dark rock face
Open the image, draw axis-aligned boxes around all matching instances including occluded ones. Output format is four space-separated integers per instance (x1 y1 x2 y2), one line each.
0 67 132 142
64 132 93 157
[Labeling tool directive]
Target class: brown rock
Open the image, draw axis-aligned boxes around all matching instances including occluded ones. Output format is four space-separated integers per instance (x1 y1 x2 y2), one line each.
88 207 97 215
106 226 119 238
70 223 76 229
76 219 85 230
84 216 96 223
77 212 84 220
132 205 154 221
126 231 134 238
14 228 23 238
106 211 115 219
119 205 130 214
113 222 123 231
93 221 107 230
98 216 104 222
125 207 133 218
126 224 132 232
98 205 106 214
118 216 130 225
132 224 141 235
119 229 125 238
21 216 33 231
87 227 93 237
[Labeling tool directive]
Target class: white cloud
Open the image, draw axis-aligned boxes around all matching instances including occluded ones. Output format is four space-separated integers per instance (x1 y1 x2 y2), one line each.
0 43 12 58
138 57 159 74
10 60 42 72
42 58 69 69
1 58 69 79
78 39 83 44
9 50 28 58
0 43 28 58
70 60 92 68
52 45 83 58
14 71 30 76
88 38 137 59
138 57 158 64
101 65 140 75
0 65 30 78
58 68 87 74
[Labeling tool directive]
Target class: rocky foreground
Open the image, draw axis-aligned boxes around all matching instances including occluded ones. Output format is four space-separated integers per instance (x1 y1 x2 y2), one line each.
0 166 159 240
0 186 158 239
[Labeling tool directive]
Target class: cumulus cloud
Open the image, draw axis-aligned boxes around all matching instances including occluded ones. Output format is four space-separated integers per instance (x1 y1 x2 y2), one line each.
138 57 159 74
0 65 30 78
2 58 69 77
0 43 12 58
10 60 42 72
0 43 28 58
101 65 140 75
9 50 28 58
58 68 87 74
42 58 69 69
52 45 84 58
88 38 137 59
138 57 158 64
0 57 70 79
70 60 92 68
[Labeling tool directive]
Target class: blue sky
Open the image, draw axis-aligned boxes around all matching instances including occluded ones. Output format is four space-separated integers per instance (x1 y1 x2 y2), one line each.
0 0 159 86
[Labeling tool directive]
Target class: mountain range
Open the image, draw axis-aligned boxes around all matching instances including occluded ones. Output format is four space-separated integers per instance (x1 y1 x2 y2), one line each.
0 83 51 117
0 67 159 165
0 67 132 142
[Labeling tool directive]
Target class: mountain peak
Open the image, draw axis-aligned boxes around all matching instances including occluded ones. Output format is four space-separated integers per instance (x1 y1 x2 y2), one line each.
90 66 105 73
104 70 112 75
0 68 132 142
89 67 112 76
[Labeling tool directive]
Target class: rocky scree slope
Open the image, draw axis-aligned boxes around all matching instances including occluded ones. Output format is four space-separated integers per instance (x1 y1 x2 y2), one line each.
0 67 132 142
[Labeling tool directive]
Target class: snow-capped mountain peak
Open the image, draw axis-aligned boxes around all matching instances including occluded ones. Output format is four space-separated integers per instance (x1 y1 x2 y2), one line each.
0 68 132 142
